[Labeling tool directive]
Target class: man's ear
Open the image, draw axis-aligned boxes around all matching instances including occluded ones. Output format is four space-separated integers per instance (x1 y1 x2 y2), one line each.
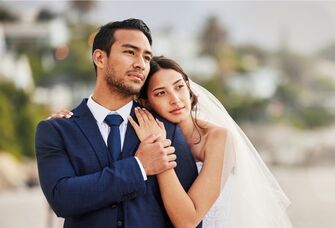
92 49 106 69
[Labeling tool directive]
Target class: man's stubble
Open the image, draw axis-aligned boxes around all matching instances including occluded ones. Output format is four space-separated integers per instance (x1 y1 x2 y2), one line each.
105 65 144 97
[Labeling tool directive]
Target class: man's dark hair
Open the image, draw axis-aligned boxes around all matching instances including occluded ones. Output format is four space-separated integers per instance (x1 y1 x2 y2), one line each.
92 18 152 71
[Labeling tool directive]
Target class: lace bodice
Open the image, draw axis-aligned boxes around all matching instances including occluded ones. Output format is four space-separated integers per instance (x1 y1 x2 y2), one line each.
196 162 233 228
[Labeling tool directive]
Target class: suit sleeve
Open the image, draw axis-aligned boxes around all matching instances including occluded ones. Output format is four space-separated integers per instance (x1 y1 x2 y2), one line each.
35 120 147 218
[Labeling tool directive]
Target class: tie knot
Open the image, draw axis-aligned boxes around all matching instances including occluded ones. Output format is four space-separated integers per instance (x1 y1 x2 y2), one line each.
105 114 123 127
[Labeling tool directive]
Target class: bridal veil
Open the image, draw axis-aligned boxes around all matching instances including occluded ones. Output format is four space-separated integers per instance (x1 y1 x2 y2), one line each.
190 80 292 228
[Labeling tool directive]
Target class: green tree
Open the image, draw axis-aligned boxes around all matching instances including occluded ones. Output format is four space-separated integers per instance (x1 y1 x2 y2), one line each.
36 8 56 22
0 92 19 156
0 81 48 158
201 77 268 122
274 83 300 114
199 16 227 59
69 0 96 31
289 106 334 129
0 6 18 22
71 0 96 15
47 35 95 83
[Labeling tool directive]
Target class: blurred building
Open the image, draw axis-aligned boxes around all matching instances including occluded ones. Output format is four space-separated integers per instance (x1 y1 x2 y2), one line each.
311 58 335 111
0 53 34 92
0 26 5 55
0 23 34 92
226 67 280 99
33 83 93 112
0 9 70 102
153 29 218 81
1 8 69 49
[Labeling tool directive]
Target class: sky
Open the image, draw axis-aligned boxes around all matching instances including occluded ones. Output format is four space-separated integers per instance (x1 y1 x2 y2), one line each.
2 1 335 56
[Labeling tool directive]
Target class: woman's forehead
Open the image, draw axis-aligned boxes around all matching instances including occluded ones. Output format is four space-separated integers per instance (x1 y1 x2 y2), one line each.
149 69 184 87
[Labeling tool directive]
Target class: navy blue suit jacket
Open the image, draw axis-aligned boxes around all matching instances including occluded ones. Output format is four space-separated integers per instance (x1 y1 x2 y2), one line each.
35 99 199 228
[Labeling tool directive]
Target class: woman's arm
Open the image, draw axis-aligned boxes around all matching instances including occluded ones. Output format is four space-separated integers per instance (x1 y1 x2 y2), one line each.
129 108 228 227
157 128 227 227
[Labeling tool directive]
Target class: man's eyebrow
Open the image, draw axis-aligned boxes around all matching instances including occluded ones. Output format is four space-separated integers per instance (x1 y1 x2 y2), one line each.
121 44 152 56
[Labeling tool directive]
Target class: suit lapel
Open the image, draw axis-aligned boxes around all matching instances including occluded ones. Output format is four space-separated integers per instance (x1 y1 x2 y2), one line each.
73 99 110 168
122 102 140 158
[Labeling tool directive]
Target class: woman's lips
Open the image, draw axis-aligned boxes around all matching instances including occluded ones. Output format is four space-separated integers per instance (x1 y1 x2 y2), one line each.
169 106 185 114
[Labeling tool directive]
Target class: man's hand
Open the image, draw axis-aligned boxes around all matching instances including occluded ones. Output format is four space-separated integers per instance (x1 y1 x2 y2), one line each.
135 134 177 176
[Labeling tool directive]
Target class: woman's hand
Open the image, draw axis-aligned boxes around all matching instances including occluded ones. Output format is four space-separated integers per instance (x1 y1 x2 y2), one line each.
47 110 73 119
128 107 166 142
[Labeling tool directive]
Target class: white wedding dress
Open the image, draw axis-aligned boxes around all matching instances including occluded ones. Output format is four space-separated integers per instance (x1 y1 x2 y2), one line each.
197 162 234 227
191 81 292 228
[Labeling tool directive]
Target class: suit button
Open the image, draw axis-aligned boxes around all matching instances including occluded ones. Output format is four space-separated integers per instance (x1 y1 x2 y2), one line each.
111 204 117 208
117 220 123 226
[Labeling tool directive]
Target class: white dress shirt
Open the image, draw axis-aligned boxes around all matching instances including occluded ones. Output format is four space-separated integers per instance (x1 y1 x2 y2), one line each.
87 96 147 180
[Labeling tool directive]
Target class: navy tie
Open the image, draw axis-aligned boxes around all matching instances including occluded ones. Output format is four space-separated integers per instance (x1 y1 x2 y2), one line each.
105 114 124 162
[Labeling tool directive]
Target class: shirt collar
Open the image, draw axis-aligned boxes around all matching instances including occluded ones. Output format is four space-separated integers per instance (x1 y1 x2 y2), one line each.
87 95 133 125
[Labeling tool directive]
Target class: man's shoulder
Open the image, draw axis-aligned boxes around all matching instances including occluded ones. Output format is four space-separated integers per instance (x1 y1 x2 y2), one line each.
36 114 76 133
37 99 88 130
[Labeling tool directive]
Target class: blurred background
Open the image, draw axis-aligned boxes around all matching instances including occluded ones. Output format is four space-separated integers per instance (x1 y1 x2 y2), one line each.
1 1 335 227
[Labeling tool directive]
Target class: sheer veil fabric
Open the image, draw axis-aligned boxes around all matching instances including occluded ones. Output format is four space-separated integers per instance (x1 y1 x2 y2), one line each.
190 81 292 228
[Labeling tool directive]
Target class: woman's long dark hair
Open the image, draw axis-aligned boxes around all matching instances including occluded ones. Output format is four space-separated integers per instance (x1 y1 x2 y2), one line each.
138 56 204 144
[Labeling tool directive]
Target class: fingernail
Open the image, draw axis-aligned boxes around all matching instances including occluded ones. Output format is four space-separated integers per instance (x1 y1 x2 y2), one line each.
66 114 71 118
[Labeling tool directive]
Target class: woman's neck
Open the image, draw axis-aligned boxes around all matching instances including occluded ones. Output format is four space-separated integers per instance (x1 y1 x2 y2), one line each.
178 115 201 144
179 115 209 162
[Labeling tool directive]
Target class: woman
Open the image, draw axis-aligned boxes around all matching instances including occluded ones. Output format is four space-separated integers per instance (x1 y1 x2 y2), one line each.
130 57 232 228
52 56 292 228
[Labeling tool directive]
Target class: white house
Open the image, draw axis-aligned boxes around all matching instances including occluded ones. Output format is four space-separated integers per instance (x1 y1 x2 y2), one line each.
0 53 34 92
0 12 69 95
226 67 281 99
0 26 6 56
153 30 217 81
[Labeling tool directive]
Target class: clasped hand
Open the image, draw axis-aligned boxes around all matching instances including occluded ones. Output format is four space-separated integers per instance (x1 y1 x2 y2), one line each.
129 108 177 176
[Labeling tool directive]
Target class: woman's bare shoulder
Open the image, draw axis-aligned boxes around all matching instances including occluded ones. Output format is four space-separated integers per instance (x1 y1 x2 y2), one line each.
195 119 226 142
202 125 228 160
196 119 227 137
207 125 228 143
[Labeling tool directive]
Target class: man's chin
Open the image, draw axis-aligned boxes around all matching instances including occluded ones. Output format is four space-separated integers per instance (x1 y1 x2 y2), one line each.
107 82 142 96
128 83 144 95
127 84 143 94
119 86 142 96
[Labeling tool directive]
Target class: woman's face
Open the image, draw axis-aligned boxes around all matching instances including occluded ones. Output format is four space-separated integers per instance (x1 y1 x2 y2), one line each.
146 69 192 123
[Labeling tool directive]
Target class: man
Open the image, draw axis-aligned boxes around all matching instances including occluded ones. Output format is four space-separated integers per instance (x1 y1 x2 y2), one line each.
35 18 198 227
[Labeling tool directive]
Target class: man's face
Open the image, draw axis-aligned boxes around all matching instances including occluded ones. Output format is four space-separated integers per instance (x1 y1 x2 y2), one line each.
104 29 152 96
